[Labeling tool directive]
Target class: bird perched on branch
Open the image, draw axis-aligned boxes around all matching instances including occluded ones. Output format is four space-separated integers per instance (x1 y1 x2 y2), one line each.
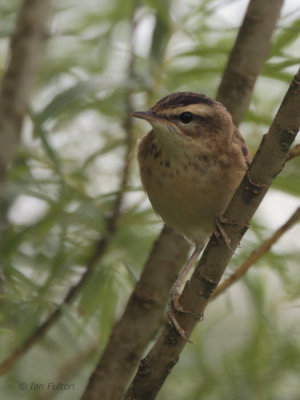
132 91 251 340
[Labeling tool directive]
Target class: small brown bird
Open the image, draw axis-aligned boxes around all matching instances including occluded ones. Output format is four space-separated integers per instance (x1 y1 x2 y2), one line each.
132 92 250 338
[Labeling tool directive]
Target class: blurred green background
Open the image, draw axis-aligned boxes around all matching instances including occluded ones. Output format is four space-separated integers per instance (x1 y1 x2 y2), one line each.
0 0 299 399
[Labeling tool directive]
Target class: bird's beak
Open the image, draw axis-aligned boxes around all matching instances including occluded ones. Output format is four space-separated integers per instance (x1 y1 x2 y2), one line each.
132 109 179 136
131 110 173 127
131 110 157 122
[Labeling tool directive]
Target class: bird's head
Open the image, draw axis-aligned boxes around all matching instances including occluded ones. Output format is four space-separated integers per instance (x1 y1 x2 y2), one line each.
132 92 234 145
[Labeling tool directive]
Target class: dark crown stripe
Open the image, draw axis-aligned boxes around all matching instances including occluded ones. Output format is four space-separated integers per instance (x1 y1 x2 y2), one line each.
152 92 216 112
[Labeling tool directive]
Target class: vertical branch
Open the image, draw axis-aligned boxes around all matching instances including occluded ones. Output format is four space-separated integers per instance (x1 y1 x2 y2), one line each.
216 0 284 125
0 0 53 197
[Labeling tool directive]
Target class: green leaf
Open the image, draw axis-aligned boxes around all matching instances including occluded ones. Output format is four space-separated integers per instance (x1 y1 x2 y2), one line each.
271 18 300 55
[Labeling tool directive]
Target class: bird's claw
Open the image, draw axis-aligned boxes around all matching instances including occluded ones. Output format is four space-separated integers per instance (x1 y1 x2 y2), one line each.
215 214 236 254
171 290 191 314
167 291 193 343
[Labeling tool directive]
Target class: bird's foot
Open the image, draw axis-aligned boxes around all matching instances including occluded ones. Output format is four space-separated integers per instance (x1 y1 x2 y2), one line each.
167 289 193 343
215 214 236 254
167 246 202 343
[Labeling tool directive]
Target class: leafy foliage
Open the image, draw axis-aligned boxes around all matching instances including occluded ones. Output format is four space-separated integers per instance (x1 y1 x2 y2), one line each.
0 0 299 399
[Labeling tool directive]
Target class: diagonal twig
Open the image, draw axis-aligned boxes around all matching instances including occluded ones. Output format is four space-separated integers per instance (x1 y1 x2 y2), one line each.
213 207 300 299
286 143 300 161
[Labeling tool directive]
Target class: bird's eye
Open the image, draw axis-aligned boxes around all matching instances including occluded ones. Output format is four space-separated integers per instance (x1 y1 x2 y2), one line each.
179 112 193 124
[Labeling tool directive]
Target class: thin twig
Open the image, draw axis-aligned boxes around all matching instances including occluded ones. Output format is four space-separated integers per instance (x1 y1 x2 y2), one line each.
213 207 300 299
286 144 300 161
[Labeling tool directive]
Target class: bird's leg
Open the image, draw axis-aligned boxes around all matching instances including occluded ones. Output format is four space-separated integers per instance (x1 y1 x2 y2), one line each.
168 246 202 341
169 246 202 312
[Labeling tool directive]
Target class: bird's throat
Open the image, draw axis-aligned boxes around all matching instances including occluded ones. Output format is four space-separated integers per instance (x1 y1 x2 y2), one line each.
153 125 190 162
